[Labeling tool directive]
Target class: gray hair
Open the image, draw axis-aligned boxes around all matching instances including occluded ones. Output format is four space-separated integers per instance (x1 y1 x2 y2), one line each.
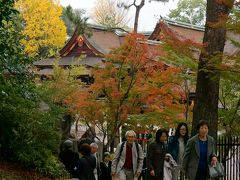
90 142 98 149
125 130 136 138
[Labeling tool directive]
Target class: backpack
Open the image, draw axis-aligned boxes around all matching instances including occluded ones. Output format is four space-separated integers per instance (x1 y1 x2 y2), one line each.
117 141 140 162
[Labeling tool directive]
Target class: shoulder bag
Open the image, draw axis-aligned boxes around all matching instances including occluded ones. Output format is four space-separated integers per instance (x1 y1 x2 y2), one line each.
208 163 225 178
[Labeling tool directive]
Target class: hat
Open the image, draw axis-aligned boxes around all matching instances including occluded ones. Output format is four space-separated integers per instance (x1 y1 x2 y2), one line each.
63 139 73 149
103 152 110 157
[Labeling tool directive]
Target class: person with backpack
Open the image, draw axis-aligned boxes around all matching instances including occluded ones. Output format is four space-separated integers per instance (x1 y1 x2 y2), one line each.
111 130 144 180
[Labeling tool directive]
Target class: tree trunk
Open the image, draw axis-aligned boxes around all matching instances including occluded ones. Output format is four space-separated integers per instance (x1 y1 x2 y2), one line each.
133 0 145 33
192 0 234 139
133 6 140 32
61 114 72 140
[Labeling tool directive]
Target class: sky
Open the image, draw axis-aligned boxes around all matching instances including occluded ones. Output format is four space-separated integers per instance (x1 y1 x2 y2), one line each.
59 0 179 32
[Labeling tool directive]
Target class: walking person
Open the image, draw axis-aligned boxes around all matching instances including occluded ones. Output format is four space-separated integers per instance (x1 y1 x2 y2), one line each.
90 142 100 180
146 128 168 180
182 120 218 180
99 152 112 180
111 130 144 180
59 139 79 178
168 122 189 180
76 143 96 180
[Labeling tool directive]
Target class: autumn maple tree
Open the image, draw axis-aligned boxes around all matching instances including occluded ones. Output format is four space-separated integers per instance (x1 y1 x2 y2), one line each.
15 0 67 57
64 33 185 150
156 21 205 124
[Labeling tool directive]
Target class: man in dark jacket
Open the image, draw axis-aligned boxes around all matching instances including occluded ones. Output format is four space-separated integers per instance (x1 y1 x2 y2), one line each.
59 139 79 177
76 143 96 180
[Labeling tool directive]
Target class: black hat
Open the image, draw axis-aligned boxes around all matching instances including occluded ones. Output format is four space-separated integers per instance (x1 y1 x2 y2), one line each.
103 152 110 157
63 139 73 149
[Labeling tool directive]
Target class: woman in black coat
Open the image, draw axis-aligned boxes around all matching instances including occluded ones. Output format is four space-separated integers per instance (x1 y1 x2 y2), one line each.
147 129 168 180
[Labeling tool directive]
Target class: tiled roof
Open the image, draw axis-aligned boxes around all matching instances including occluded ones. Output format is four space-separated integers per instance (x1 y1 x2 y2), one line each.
86 30 122 54
35 68 90 76
163 18 205 31
149 18 204 43
34 56 105 68
59 26 126 57
149 18 240 55
35 20 240 76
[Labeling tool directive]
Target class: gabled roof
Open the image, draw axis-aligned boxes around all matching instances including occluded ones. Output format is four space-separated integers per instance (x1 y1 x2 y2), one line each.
149 18 204 43
59 25 129 57
59 28 104 56
35 25 129 68
59 24 153 58
149 18 240 56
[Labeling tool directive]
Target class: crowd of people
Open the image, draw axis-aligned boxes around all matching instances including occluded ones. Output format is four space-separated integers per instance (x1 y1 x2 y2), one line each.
59 120 218 180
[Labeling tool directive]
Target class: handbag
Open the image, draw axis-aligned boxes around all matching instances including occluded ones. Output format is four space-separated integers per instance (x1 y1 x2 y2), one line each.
208 163 225 178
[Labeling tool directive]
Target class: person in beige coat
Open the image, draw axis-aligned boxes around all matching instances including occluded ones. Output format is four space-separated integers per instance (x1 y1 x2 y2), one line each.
111 130 144 180
164 153 177 180
182 120 218 180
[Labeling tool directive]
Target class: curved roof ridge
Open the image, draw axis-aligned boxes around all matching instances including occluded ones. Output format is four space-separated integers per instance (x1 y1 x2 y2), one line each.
59 28 80 56
162 17 205 31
